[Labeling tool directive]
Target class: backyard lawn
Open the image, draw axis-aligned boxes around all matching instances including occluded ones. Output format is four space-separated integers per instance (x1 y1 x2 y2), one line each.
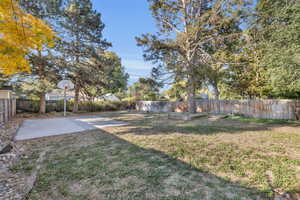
12 112 300 200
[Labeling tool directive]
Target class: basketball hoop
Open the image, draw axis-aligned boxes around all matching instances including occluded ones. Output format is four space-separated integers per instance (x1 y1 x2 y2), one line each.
58 80 74 90
57 80 74 117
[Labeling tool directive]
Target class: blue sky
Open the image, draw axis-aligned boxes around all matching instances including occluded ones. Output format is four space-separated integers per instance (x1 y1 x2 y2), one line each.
92 0 156 85
91 1 257 87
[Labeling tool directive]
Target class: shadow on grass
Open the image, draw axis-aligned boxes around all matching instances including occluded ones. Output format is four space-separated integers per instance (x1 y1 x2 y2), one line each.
14 129 300 200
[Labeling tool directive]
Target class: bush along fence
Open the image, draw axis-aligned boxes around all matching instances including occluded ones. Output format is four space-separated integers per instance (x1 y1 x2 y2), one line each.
0 99 16 126
136 100 300 120
16 99 135 113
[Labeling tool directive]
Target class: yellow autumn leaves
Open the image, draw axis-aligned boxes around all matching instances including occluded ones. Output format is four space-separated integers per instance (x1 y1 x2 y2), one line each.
0 0 56 75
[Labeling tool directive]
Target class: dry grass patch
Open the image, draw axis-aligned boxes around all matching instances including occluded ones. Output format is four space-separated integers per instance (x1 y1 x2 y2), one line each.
103 112 300 199
11 128 265 200
10 112 300 199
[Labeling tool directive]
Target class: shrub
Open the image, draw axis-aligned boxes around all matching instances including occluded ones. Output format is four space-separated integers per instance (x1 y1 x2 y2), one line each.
17 99 135 113
77 100 136 112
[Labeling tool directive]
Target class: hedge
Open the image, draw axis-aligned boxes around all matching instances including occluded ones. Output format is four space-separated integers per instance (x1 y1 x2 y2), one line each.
16 99 136 113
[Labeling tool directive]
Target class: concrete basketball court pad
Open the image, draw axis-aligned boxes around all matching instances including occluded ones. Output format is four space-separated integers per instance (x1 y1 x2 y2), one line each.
15 115 127 141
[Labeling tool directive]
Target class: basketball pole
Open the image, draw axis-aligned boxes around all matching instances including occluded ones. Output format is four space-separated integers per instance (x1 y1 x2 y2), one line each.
58 80 74 117
64 86 67 117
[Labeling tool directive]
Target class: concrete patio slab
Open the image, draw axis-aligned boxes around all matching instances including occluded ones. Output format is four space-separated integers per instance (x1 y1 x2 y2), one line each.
15 115 127 141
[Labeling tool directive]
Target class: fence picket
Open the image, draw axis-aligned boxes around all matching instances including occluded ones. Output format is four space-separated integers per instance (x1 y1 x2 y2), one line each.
0 99 16 125
136 99 299 120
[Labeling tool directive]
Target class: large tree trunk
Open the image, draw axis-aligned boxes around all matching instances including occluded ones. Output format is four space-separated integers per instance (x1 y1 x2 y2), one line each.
73 54 80 113
187 74 197 113
37 50 46 114
73 83 80 113
39 92 46 114
212 83 220 100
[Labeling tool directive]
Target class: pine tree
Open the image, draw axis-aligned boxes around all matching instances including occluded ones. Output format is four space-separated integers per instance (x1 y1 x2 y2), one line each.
18 0 62 113
228 0 300 99
58 0 111 112
79 52 129 101
128 78 162 101
137 0 250 112
256 0 300 98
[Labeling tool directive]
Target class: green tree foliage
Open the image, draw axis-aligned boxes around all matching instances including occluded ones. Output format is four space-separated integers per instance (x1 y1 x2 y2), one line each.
81 52 129 101
0 74 10 88
128 78 162 101
58 0 111 112
163 81 187 101
20 78 56 100
101 52 129 95
17 0 128 113
18 0 63 113
257 0 300 98
26 53 61 112
224 39 269 99
137 0 250 112
224 0 300 99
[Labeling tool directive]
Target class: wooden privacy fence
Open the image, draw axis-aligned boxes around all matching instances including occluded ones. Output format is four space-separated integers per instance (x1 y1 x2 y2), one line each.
136 99 300 120
16 99 64 113
0 99 16 125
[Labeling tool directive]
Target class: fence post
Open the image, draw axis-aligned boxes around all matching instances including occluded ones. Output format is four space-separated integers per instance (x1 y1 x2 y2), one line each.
8 99 12 119
0 100 3 126
4 99 7 123
0 98 17 126
13 99 16 117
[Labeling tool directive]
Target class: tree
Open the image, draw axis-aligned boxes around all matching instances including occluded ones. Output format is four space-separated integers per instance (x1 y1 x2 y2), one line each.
20 77 56 100
224 38 269 99
128 78 162 101
58 0 111 112
206 63 225 99
100 52 129 95
18 0 62 113
225 0 300 99
0 74 11 88
255 0 300 98
80 51 129 101
0 0 56 75
163 81 187 101
137 0 250 113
